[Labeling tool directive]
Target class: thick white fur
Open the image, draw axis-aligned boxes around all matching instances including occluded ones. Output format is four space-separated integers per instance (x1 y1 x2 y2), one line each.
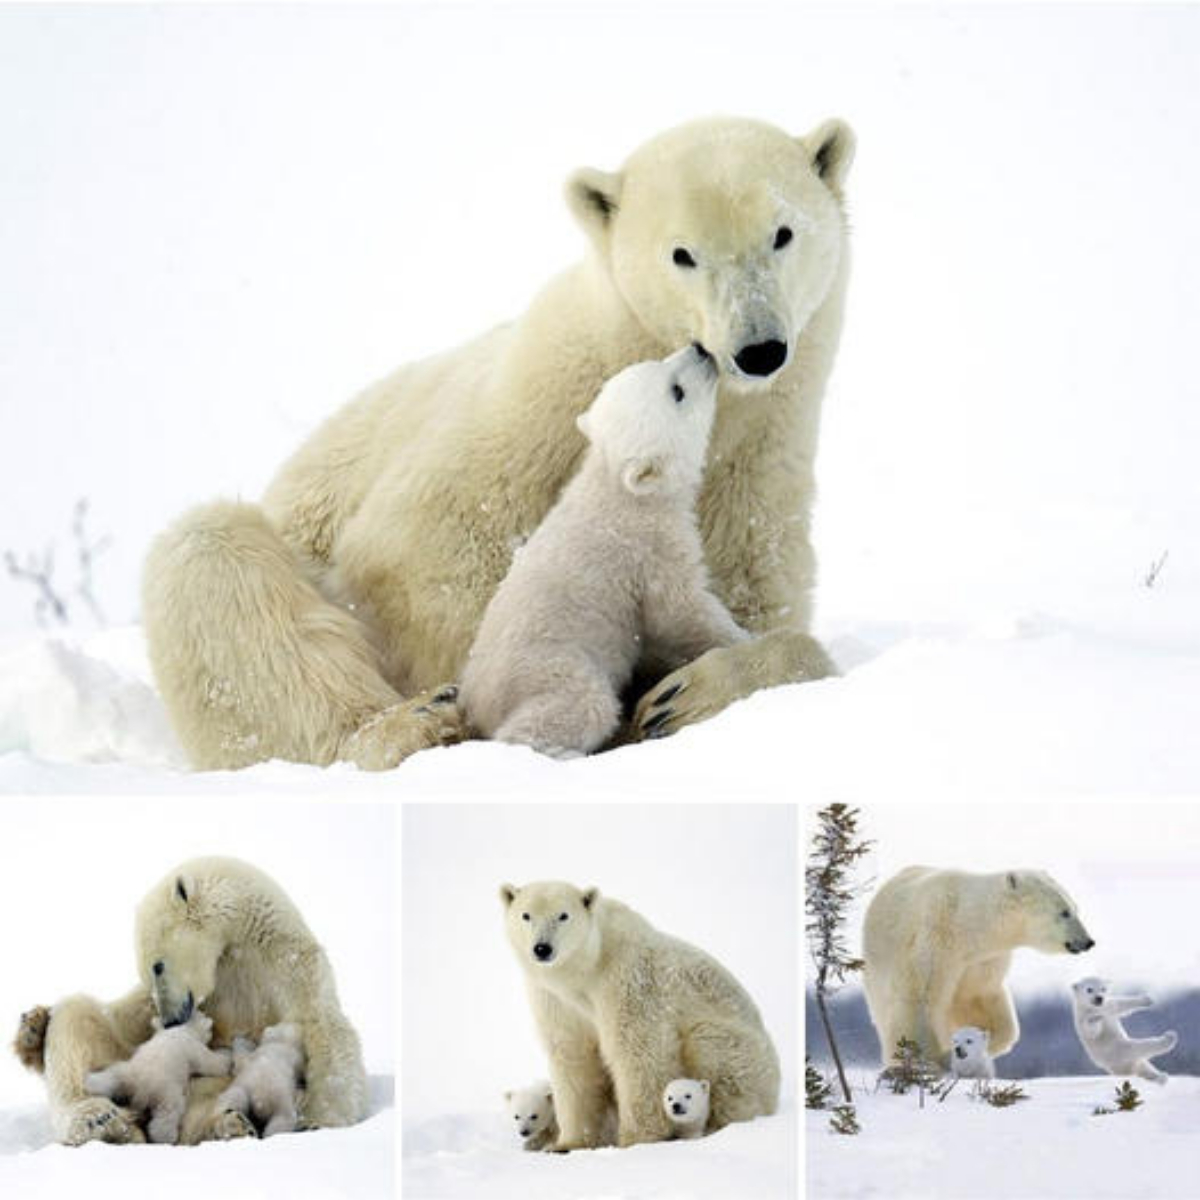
461 345 747 756
663 1077 710 1139
217 1023 306 1137
504 1081 558 1152
33 857 367 1146
501 881 778 1150
84 1010 231 1144
949 1026 995 1081
1071 977 1178 1084
142 115 854 769
863 867 1095 1064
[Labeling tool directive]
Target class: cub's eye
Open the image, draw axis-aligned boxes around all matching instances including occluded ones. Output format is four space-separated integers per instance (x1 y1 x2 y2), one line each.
521 913 530 922
1061 910 1070 919
530 1114 538 1121
774 225 793 250
672 384 685 403
685 1093 692 1100
514 1115 520 1120
558 912 569 921
672 247 697 268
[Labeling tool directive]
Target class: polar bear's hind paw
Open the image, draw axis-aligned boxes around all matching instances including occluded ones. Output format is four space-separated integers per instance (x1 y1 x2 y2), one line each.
64 1098 145 1146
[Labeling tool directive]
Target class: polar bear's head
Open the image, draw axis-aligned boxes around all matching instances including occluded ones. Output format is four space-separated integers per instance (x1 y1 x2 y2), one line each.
950 1026 990 1068
1003 870 1095 956
135 864 238 1027
576 344 719 496
1071 977 1110 1011
504 1081 555 1142
567 116 853 396
663 1078 710 1127
500 880 601 971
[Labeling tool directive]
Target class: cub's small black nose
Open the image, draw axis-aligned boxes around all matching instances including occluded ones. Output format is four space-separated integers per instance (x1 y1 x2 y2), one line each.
672 1102 685 1115
734 339 787 378
533 943 553 961
153 961 165 977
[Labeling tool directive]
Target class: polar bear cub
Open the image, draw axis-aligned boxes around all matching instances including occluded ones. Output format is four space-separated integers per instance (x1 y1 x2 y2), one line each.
663 1078 710 1139
460 343 749 757
949 1027 996 1080
1071 977 1178 1084
217 1023 306 1137
504 1081 558 1151
84 1009 232 1144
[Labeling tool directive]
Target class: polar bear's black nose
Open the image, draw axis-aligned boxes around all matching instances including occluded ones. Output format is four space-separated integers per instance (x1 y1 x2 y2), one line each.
1084 939 1095 951
734 339 787 377
153 960 165 976
672 1102 685 1115
691 341 711 361
533 942 553 961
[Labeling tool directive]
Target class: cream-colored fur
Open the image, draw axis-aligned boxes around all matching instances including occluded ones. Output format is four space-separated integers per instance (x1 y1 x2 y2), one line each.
663 1077 710 1139
1070 977 1177 1084
461 345 747 756
84 1010 231 1144
949 1026 995 1081
217 1024 306 1137
504 1081 558 1152
501 881 779 1150
26 857 367 1146
862 867 1095 1065
143 115 854 770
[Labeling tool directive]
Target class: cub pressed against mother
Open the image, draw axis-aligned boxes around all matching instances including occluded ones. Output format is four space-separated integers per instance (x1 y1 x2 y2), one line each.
144 115 855 770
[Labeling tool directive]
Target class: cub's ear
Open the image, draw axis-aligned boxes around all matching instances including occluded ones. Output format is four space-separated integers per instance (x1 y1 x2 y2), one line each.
700 1080 710 1094
503 1089 512 1103
575 411 594 441
581 887 599 910
621 456 664 496
500 883 517 908
175 875 194 905
566 167 623 250
801 118 855 191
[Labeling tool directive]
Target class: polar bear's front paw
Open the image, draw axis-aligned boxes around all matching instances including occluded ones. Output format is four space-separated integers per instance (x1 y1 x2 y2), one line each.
340 685 466 770
64 1097 145 1146
633 649 738 742
213 1109 258 1140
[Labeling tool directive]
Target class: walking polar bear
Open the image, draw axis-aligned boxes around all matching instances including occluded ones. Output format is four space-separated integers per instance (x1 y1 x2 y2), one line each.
862 866 1095 1064
143 114 855 770
13 858 367 1146
501 881 779 1149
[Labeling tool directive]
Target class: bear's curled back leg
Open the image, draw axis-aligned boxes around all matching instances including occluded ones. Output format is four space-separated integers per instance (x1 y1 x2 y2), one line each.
144 500 437 770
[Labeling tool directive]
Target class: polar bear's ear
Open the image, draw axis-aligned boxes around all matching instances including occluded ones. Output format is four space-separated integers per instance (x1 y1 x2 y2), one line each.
566 167 623 249
621 456 664 496
500 883 517 908
175 875 194 906
581 887 599 910
1006 872 1020 891
801 119 855 192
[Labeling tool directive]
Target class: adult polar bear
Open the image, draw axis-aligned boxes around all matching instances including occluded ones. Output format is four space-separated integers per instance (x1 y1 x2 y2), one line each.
143 115 855 770
502 880 779 1149
862 866 1095 1065
13 857 367 1146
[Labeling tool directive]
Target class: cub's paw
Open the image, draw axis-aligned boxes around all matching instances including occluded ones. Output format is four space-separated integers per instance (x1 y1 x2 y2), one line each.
64 1097 145 1146
212 1109 257 1141
341 685 466 770
13 1005 51 1072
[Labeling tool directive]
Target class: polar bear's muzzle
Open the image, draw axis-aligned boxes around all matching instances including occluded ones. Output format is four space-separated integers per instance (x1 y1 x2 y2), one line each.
954 1046 968 1060
158 989 195 1028
1065 935 1095 955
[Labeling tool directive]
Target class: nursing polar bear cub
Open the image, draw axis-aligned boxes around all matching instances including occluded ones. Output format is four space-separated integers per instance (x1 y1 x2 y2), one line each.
143 115 854 770
501 881 779 1150
863 866 1095 1064
13 857 367 1147
461 344 747 756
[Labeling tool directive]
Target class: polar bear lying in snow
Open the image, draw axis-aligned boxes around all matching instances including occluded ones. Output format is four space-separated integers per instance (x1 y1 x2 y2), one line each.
1071 977 1178 1084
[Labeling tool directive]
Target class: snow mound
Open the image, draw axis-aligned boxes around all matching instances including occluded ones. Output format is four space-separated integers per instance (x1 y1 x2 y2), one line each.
403 1107 796 1200
808 1074 1200 1200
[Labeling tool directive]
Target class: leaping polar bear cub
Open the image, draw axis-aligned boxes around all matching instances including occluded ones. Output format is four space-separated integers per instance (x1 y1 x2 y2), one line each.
1071 977 1178 1084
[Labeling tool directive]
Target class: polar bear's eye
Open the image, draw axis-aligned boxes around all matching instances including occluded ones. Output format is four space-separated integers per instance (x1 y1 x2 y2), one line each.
672 384 685 404
1060 910 1070 919
774 226 793 250
558 912 569 921
521 913 530 922
672 247 697 269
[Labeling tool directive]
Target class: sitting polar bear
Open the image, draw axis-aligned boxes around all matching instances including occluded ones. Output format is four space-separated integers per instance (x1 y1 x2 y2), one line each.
663 1078 710 1139
85 1010 232 1144
143 115 854 771
460 344 748 756
863 866 1095 1064
1071 978 1178 1084
504 1081 558 1152
501 881 779 1150
949 1026 996 1081
13 857 367 1147
217 1023 306 1137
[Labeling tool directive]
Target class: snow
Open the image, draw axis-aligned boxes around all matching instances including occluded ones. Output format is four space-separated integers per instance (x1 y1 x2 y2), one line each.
808 1074 1200 1200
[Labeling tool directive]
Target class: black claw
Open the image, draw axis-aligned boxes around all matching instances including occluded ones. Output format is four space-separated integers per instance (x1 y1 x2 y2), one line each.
646 725 672 740
652 683 683 707
431 686 459 705
641 709 672 733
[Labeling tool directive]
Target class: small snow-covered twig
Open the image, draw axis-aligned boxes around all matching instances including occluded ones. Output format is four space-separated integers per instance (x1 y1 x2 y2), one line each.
72 498 112 624
4 546 68 627
1143 550 1169 589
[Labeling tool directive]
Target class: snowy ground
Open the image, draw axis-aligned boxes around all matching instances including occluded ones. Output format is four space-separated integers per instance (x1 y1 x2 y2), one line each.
403 1107 794 1200
808 1073 1200 1200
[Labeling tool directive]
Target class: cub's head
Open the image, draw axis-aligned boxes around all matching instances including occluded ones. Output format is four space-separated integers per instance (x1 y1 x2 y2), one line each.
1071 977 1110 1011
1003 870 1095 956
500 881 600 971
951 1026 989 1065
663 1078 710 1125
504 1082 555 1141
135 868 231 1028
577 343 719 496
567 116 854 395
